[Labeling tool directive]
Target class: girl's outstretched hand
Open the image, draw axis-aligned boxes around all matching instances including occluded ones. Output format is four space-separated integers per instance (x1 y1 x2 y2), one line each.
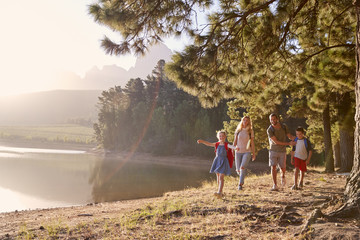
197 140 202 144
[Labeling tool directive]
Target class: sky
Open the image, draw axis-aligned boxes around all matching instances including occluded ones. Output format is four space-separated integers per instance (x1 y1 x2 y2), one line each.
0 0 187 96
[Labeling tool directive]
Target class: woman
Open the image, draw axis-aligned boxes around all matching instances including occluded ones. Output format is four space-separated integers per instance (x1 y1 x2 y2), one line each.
233 116 256 190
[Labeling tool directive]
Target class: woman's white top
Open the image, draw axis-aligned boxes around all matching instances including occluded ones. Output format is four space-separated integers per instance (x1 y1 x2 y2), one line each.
235 128 254 153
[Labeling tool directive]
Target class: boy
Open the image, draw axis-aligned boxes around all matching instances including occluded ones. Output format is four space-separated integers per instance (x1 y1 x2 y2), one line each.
290 127 313 190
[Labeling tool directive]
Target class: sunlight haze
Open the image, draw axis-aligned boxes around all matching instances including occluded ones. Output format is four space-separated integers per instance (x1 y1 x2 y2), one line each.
0 0 184 97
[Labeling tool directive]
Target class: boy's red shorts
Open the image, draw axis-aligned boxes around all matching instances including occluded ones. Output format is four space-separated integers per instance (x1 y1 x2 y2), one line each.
294 157 307 172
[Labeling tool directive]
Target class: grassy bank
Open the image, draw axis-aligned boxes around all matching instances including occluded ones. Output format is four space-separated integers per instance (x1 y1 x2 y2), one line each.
0 168 358 239
0 124 96 150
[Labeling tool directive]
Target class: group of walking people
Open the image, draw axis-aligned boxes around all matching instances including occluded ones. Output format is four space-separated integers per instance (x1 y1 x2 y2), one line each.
197 113 313 198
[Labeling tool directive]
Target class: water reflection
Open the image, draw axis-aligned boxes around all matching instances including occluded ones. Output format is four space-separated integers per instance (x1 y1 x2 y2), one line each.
0 146 211 213
0 150 94 212
89 155 211 203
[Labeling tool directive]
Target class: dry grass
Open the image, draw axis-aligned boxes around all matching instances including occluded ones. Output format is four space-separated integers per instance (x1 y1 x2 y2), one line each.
0 167 359 239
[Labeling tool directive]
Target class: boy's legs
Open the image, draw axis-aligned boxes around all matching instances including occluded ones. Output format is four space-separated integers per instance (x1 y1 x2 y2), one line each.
299 170 305 187
297 158 307 187
292 157 303 189
292 167 299 190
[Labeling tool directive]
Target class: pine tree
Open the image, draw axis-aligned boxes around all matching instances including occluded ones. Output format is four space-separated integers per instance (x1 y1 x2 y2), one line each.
95 86 130 150
89 0 360 216
124 78 146 108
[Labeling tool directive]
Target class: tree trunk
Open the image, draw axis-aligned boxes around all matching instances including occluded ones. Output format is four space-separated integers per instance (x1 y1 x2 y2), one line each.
339 129 354 172
343 0 360 214
329 0 360 217
334 141 341 168
323 103 334 172
338 92 355 172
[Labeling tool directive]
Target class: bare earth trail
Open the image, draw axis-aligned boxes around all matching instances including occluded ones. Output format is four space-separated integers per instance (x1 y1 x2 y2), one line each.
0 160 359 239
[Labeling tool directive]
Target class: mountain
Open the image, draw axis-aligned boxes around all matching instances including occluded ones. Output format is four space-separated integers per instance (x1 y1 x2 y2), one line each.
58 43 173 91
0 90 102 125
0 44 174 125
127 44 173 77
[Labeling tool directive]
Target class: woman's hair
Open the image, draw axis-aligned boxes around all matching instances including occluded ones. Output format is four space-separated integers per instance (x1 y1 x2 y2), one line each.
216 130 227 140
235 116 252 134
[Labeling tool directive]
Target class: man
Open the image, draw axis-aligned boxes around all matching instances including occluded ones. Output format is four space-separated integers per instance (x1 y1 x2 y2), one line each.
267 113 295 191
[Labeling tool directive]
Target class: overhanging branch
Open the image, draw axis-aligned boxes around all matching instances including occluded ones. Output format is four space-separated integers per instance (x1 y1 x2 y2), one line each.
300 44 355 65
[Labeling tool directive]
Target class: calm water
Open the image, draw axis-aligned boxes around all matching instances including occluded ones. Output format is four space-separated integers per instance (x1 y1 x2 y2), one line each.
0 146 211 213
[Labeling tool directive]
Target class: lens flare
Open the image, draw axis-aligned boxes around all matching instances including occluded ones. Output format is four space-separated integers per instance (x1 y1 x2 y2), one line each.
101 77 161 184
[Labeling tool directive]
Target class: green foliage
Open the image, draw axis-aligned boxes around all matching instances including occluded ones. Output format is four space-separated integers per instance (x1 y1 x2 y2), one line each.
88 0 212 56
94 86 131 150
90 0 358 168
94 60 228 156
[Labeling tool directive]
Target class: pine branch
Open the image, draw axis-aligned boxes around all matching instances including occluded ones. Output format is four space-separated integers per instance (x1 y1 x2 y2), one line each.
266 0 309 59
300 44 356 65
204 0 278 48
328 5 354 46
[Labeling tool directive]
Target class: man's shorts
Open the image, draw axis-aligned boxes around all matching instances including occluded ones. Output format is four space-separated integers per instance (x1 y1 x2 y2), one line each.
269 151 286 169
294 157 307 172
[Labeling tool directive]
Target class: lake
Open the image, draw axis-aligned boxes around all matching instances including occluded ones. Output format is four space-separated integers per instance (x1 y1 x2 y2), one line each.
0 146 212 213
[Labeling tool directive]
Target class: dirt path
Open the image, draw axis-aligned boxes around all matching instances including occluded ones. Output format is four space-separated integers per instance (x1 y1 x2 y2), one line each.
0 168 359 239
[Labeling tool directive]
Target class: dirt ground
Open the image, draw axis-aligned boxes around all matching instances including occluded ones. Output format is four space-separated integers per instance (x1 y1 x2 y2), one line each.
0 163 359 239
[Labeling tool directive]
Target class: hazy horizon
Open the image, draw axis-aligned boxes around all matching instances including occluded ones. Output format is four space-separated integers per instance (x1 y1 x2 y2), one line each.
0 42 173 99
0 1 188 97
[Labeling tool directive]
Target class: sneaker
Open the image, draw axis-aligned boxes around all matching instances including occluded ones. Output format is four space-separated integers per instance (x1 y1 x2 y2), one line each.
271 184 278 191
298 182 304 188
291 184 298 190
237 185 243 190
236 170 240 175
281 176 286 187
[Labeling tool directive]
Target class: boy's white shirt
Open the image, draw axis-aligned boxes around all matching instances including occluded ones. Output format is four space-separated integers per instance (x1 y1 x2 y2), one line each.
294 139 308 160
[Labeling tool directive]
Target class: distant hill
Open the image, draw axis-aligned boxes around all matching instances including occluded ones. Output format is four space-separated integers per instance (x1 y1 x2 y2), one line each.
56 43 173 91
0 90 102 125
0 43 174 125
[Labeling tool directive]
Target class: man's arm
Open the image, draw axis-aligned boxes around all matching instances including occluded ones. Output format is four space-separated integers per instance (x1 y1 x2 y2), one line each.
287 133 296 141
270 136 295 146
